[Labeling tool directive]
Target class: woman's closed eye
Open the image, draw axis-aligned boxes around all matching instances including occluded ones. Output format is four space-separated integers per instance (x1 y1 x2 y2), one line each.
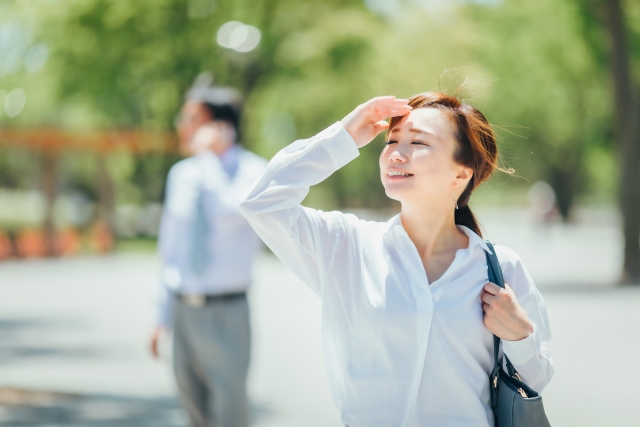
385 140 430 146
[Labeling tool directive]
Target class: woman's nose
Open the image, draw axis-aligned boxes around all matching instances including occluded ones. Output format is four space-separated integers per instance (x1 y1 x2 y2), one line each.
389 149 407 163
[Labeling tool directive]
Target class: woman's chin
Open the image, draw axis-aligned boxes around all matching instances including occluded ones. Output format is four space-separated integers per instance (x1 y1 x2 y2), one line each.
384 188 405 203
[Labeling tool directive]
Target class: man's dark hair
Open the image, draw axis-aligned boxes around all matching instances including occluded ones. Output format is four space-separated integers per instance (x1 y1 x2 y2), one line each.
201 100 241 139
186 73 243 143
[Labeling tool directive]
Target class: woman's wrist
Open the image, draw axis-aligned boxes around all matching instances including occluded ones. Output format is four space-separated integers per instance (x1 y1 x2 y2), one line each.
338 120 360 150
510 319 535 341
317 122 360 171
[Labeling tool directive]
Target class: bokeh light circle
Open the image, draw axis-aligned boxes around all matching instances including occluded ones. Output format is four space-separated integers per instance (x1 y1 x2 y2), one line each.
4 87 26 118
216 21 261 52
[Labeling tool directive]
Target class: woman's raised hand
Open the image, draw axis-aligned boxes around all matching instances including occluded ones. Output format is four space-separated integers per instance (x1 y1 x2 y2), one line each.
341 96 412 148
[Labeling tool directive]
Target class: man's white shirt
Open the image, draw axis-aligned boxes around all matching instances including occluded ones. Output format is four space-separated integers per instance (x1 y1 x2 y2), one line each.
239 122 554 427
156 145 268 326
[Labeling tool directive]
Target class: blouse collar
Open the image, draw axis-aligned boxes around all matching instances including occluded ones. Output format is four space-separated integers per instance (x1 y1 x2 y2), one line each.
383 214 492 255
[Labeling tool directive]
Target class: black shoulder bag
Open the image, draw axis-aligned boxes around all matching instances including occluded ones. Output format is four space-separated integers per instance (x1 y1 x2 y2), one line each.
484 240 551 427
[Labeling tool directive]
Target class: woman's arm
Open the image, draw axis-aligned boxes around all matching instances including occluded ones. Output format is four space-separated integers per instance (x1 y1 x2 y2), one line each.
480 247 554 392
240 97 411 295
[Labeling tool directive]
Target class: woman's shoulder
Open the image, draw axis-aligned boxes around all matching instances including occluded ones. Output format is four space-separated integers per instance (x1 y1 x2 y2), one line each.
492 243 522 266
491 243 538 298
469 228 524 272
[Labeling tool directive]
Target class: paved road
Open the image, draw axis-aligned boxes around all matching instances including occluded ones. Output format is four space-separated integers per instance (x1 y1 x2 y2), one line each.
0 208 638 426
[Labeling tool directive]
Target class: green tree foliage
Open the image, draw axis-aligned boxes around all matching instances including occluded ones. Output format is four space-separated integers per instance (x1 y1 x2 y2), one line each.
464 0 614 218
1 0 638 215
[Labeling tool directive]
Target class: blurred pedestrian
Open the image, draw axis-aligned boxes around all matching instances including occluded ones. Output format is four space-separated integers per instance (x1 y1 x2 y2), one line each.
240 93 554 426
528 180 558 225
150 75 267 427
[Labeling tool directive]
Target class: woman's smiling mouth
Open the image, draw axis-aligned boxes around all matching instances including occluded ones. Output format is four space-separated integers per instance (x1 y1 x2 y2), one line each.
387 169 414 179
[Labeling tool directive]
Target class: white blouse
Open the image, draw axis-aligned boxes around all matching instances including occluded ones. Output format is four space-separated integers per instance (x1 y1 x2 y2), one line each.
240 122 554 427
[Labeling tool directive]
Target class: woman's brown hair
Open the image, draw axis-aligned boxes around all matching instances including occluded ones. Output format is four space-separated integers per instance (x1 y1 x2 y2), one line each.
388 92 513 237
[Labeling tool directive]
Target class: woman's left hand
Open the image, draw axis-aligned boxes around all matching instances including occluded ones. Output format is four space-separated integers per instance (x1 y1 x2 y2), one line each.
340 96 412 148
481 282 534 341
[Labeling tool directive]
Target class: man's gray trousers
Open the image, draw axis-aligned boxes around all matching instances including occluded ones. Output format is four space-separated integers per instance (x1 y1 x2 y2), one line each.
172 295 251 427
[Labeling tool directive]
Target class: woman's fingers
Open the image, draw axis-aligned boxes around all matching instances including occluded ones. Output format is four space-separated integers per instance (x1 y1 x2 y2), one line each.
366 95 396 103
483 282 503 296
389 106 413 116
342 96 411 148
365 97 411 119
372 120 390 135
365 96 408 107
373 106 412 122
480 290 498 305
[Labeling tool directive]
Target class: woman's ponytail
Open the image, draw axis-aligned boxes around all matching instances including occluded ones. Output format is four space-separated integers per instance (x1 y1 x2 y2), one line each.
454 205 481 237
454 179 482 237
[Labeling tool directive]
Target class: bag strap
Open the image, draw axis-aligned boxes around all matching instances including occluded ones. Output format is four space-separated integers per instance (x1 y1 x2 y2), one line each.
484 240 517 406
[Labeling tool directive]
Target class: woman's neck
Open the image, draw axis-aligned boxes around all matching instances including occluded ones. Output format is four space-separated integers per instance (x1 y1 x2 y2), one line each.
400 201 469 258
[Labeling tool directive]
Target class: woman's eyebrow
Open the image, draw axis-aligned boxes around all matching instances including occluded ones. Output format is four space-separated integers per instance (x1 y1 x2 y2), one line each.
410 128 436 137
389 127 437 138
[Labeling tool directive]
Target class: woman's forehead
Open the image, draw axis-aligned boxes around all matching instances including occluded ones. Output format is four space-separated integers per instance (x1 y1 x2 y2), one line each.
393 107 452 133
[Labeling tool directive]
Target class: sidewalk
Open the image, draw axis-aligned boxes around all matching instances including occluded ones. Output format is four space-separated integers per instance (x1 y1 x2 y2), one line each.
0 253 338 427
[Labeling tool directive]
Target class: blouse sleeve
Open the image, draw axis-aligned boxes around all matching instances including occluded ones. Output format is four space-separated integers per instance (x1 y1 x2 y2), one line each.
495 245 555 392
239 122 360 296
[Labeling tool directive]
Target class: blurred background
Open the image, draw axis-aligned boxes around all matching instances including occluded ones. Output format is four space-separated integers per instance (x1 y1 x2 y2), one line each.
0 0 639 426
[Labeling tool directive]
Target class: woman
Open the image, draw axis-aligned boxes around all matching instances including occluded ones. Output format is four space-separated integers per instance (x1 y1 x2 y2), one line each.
240 93 554 427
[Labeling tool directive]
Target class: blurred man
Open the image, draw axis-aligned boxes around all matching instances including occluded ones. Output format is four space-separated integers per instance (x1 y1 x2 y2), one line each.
150 75 267 427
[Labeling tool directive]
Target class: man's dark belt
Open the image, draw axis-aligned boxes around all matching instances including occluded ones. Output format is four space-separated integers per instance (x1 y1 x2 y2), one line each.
176 291 246 307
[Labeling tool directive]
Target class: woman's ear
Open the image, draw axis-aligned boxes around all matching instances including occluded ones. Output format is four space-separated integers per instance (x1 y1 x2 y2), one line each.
456 166 473 182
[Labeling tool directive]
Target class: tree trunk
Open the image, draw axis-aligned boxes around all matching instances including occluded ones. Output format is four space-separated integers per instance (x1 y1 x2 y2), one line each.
548 146 582 222
97 155 115 236
548 167 576 222
41 151 57 257
605 0 640 283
